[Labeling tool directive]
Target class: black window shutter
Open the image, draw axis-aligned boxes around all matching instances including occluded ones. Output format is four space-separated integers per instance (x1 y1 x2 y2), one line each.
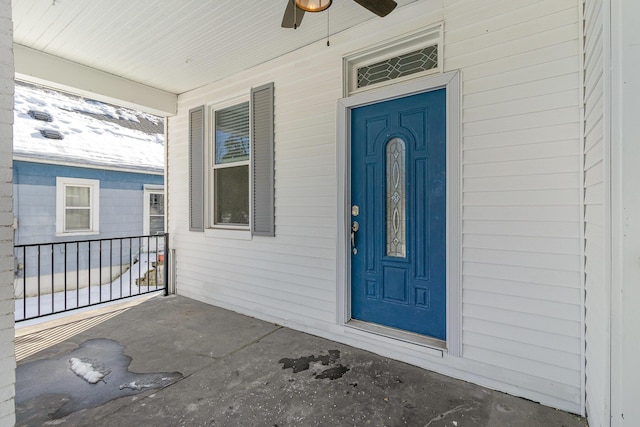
251 83 275 236
189 105 205 232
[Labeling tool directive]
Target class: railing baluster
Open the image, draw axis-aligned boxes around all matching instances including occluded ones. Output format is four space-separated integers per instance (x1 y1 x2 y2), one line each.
99 240 103 303
154 236 158 291
76 241 79 309
109 240 113 300
51 244 54 314
147 236 151 293
119 238 123 298
37 245 41 317
88 241 92 305
22 246 26 320
64 243 68 311
129 237 133 296
138 237 142 296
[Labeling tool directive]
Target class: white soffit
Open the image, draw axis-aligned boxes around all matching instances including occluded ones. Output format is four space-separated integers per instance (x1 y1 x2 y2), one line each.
12 0 420 109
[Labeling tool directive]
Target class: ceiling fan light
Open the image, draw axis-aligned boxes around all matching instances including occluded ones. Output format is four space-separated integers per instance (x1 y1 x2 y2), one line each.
295 0 332 12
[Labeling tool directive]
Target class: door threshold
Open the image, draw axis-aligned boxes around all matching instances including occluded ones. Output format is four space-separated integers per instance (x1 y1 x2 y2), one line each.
346 319 446 353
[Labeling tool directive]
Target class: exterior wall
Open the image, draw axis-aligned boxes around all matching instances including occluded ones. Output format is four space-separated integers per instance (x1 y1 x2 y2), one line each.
13 160 163 245
583 0 608 425
168 0 584 414
0 0 16 423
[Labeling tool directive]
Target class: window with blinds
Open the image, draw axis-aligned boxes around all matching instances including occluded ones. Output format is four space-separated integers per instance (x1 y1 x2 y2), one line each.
215 102 250 164
188 83 274 236
213 101 250 227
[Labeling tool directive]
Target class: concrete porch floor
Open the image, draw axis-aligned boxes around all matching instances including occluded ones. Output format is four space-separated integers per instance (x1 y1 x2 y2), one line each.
15 295 588 426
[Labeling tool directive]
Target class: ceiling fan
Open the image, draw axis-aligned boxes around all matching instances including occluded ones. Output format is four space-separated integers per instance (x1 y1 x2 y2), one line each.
281 0 398 29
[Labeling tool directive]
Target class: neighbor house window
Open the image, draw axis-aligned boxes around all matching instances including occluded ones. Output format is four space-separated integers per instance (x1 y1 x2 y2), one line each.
212 101 250 227
56 177 100 235
143 186 165 235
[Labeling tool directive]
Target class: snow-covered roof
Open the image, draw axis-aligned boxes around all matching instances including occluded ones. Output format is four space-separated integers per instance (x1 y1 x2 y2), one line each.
13 81 164 173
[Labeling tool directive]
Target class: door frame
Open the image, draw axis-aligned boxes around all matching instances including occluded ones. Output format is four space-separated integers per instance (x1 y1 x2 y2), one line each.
336 71 462 356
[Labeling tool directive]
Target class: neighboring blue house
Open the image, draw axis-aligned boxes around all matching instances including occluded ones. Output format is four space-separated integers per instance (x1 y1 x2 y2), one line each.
12 81 165 298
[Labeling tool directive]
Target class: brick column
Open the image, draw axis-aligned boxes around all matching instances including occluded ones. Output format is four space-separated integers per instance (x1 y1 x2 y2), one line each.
0 0 15 424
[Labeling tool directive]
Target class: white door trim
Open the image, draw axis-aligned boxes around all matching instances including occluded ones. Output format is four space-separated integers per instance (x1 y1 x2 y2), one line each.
336 70 463 356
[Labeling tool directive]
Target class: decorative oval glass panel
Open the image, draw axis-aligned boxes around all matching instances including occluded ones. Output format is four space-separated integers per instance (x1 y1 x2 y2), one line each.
386 137 406 258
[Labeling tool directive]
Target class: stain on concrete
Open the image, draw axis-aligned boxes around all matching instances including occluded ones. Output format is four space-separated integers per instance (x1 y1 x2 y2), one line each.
279 349 350 380
16 338 182 423
314 365 350 380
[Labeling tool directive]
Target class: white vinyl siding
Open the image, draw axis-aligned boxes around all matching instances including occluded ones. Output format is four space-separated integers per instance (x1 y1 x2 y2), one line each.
168 0 584 414
583 0 608 425
453 0 583 413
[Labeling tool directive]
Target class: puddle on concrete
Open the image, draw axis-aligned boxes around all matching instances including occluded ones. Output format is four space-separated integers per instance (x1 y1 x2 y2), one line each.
279 350 350 380
16 338 182 420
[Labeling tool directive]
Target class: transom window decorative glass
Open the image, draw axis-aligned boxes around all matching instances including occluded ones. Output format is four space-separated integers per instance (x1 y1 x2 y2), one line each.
213 101 250 226
386 138 406 258
357 45 438 89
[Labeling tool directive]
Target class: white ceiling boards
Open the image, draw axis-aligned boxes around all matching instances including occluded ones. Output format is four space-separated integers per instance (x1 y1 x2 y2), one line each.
12 0 419 111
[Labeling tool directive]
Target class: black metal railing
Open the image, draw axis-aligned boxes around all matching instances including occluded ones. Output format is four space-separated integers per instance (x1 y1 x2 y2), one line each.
14 233 169 322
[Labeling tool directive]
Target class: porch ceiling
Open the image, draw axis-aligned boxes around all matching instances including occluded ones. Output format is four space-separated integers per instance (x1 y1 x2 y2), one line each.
12 0 418 113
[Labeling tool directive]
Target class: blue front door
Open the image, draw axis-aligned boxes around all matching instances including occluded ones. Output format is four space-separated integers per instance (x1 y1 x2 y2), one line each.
350 89 446 339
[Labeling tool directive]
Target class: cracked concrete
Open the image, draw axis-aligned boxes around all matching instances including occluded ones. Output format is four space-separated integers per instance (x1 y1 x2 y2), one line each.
15 295 588 426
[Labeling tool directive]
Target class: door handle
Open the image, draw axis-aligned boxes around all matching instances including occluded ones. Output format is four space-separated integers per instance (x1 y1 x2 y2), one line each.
351 221 359 254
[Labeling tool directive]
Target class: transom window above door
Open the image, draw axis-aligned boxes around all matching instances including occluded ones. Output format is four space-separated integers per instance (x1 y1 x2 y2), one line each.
343 25 442 96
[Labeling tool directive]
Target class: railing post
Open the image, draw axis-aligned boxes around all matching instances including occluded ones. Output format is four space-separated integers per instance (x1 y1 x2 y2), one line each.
22 246 26 320
164 233 169 296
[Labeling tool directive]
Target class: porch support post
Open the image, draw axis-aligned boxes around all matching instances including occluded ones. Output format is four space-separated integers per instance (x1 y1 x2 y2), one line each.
0 0 16 424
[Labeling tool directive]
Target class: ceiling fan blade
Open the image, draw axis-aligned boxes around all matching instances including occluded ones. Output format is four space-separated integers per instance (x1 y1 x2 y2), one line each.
281 0 305 28
353 0 398 17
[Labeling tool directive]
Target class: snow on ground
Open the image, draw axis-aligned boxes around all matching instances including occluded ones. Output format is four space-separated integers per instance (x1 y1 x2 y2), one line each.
13 82 164 172
69 358 106 384
15 253 163 321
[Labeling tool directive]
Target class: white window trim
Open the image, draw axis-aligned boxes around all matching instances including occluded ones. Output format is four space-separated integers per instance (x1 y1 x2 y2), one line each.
206 95 252 235
56 177 100 236
143 185 165 236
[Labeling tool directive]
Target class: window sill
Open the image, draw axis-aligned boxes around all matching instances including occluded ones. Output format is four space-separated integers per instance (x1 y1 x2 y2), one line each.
56 231 100 237
205 228 251 240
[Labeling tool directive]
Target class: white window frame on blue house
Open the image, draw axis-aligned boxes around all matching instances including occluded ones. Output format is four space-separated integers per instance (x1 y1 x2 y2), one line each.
143 184 165 236
55 177 100 236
